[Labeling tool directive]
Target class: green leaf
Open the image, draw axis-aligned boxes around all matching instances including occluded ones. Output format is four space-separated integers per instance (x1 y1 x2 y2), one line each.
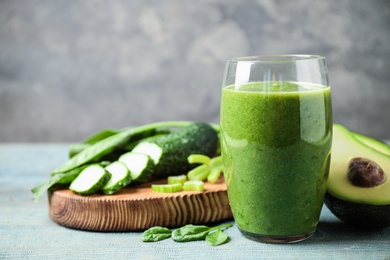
171 223 233 242
205 229 229 246
142 226 172 242
82 128 121 144
172 224 212 242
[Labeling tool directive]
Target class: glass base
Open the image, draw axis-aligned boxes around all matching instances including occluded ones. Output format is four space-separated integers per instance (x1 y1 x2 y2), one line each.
239 228 315 244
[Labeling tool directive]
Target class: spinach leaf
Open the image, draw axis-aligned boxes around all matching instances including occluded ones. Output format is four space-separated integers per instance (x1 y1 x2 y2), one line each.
142 226 172 242
205 229 229 246
82 128 121 145
53 128 136 174
171 223 233 242
172 225 211 242
68 128 125 158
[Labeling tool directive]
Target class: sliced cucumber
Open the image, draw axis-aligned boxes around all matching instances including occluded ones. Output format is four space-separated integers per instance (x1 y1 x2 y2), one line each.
69 164 111 195
151 183 182 193
183 180 204 191
101 161 132 195
119 152 155 183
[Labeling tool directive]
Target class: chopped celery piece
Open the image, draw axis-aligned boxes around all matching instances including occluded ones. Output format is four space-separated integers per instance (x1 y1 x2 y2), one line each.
187 164 210 181
187 154 211 165
207 167 223 182
210 156 222 168
152 183 182 193
183 180 204 191
167 174 187 185
208 156 223 182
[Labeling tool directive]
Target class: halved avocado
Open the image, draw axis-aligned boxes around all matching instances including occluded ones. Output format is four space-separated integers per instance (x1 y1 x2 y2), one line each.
353 132 390 156
325 124 390 228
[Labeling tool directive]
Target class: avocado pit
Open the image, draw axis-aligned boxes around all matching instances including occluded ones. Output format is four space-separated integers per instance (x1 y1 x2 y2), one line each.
347 157 386 188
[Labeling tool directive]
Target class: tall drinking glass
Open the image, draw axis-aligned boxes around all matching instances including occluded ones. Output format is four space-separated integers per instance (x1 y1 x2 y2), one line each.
220 55 332 243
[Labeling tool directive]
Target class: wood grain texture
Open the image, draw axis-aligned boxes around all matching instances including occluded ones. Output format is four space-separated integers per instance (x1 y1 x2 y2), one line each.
48 177 232 231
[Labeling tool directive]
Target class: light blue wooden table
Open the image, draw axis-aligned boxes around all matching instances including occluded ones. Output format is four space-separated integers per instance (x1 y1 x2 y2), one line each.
1 144 390 259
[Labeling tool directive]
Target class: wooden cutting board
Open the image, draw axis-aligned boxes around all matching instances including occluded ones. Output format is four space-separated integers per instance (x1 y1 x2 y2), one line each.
48 176 232 231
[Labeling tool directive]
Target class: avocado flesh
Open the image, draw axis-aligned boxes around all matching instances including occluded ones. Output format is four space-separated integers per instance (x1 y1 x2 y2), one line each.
328 124 390 205
353 132 390 157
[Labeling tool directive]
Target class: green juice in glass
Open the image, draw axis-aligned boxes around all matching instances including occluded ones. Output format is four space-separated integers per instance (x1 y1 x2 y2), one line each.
220 81 332 241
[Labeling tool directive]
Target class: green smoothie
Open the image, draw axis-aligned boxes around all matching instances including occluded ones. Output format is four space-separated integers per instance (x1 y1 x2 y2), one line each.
220 81 332 238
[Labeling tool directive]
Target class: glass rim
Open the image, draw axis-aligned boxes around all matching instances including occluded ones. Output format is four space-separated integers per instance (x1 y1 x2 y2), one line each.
228 54 325 63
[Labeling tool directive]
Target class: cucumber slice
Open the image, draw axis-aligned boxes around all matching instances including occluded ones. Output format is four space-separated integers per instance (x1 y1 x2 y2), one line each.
151 183 182 193
101 161 132 195
69 164 111 195
131 142 162 165
119 152 155 183
183 180 204 191
167 174 187 185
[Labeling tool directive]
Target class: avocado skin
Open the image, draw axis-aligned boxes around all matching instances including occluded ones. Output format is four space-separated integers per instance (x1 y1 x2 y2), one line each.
325 192 390 228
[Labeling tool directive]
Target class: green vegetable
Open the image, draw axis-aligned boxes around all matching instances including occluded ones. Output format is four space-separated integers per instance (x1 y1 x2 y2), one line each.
183 180 204 191
142 226 172 242
68 129 120 158
31 162 109 202
207 168 223 183
167 174 187 185
55 121 196 175
82 128 122 145
187 154 211 165
31 121 199 202
187 155 223 183
171 223 233 242
187 164 210 181
205 229 230 246
207 156 223 182
101 161 131 195
142 223 233 246
151 183 182 193
69 164 111 195
118 152 155 183
132 122 219 177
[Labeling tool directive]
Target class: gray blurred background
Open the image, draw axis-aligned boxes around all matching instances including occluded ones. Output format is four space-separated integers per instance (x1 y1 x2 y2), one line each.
1 0 389 142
